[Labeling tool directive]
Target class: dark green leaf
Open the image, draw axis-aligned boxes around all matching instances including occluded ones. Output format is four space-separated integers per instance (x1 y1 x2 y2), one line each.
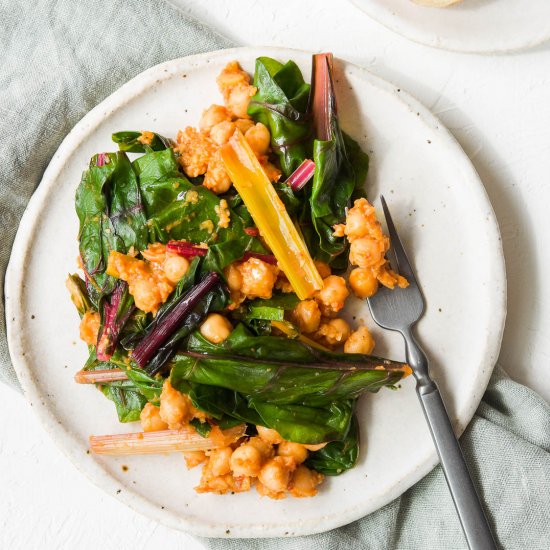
190 418 212 438
306 413 359 475
248 57 312 177
112 131 172 153
171 324 408 407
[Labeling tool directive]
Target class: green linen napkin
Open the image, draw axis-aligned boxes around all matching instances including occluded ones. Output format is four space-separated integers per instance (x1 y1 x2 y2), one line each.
2 2 549 549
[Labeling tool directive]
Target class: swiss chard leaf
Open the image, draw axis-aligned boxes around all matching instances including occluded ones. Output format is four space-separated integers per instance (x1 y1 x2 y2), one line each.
101 383 147 423
248 57 312 177
250 400 353 445
171 324 408 407
190 418 212 438
171 379 353 444
305 55 370 267
306 414 359 475
112 131 172 153
76 152 148 303
76 153 121 300
133 149 266 272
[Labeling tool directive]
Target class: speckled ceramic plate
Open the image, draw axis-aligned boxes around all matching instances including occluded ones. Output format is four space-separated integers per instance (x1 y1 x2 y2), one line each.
5 47 506 538
350 0 550 54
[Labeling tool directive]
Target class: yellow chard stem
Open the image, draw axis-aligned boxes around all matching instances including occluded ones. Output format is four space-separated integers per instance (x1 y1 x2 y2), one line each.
221 130 323 300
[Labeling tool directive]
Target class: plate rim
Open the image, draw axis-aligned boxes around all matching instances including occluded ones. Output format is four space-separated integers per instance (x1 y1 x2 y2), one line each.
5 45 507 538
349 0 550 54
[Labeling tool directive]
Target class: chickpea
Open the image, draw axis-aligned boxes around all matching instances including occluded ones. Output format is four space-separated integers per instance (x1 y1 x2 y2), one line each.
79 311 100 346
227 84 255 118
209 121 236 146
230 444 262 477
344 198 379 241
140 403 168 432
234 118 255 134
199 104 230 132
257 426 283 445
141 242 167 264
292 300 321 334
314 260 332 279
247 436 275 460
258 456 296 493
199 313 233 344
349 237 385 270
159 379 191 429
203 149 232 195
224 263 242 292
183 450 206 469
208 446 233 477
289 465 324 498
277 441 308 464
344 326 376 355
163 255 189 284
315 318 351 347
349 267 379 299
314 275 349 317
237 257 279 300
245 123 271 156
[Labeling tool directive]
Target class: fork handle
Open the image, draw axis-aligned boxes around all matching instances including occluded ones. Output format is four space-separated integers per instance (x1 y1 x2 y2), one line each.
416 379 498 549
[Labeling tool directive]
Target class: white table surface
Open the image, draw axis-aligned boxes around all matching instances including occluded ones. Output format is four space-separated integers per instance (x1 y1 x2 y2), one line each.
2 1 549 548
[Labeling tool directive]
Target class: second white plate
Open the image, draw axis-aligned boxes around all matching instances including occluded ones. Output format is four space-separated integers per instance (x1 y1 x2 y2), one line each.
350 0 550 53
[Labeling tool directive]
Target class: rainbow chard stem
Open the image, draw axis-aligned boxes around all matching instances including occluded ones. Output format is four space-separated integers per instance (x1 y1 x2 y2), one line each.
286 159 316 192
96 281 134 361
131 272 221 371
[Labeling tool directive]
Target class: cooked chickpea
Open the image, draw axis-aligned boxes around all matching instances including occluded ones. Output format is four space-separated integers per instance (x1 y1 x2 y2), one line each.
163 255 190 284
159 379 191 429
245 122 271 156
277 441 308 464
224 263 242 292
140 403 168 432
183 450 206 469
79 311 100 346
314 260 332 279
199 313 233 344
314 275 349 317
344 326 376 355
208 446 233 477
315 318 351 347
209 121 236 146
349 237 385 270
234 118 255 134
237 257 279 300
289 465 324 498
349 267 379 299
230 444 262 477
199 104 230 132
258 456 296 493
247 436 275 460
131 278 161 314
292 300 321 334
344 198 379 242
257 426 283 445
227 85 255 118
203 149 232 195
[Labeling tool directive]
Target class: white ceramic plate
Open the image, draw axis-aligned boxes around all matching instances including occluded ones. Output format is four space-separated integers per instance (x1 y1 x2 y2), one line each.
350 0 550 54
5 47 505 538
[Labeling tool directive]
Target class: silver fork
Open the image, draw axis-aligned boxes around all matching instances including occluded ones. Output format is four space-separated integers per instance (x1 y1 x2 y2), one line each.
367 196 497 550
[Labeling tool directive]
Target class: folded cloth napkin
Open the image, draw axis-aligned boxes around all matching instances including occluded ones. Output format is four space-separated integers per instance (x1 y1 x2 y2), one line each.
1 2 549 549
